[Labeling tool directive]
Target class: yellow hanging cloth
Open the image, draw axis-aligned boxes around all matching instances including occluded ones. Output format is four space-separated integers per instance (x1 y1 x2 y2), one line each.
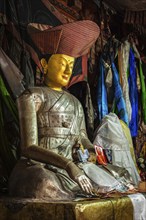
120 119 139 172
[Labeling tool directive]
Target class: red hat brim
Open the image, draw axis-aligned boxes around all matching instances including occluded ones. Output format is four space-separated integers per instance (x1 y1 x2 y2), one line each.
28 20 100 58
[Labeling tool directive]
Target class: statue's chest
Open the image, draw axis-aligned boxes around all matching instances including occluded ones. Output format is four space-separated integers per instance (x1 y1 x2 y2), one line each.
37 90 76 128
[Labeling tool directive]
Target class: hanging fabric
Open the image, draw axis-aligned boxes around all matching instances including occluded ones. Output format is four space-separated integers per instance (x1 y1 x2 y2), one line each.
139 61 146 124
118 41 132 122
97 58 108 121
111 62 129 125
128 48 138 137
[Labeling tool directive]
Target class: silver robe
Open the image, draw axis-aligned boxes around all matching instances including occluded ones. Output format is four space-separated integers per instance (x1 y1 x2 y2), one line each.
18 86 93 155
9 87 136 200
9 87 93 199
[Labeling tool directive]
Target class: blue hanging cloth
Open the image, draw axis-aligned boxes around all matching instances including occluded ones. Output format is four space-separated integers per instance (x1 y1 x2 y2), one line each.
111 62 129 125
128 48 138 137
97 58 108 121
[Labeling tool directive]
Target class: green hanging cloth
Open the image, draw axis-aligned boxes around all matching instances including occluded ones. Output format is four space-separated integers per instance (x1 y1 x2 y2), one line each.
139 61 146 124
0 75 19 175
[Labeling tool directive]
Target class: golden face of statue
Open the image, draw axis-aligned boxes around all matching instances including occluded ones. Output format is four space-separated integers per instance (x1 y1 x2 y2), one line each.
43 54 75 91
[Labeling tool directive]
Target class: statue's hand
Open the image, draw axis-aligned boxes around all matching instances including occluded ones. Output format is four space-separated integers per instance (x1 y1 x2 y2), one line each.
66 161 93 194
76 174 93 194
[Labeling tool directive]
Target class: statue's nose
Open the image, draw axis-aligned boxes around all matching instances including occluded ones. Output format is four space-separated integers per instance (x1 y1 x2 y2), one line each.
64 64 72 75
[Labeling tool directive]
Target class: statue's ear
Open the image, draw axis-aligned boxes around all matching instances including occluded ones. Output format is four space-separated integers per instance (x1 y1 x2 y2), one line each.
40 58 48 74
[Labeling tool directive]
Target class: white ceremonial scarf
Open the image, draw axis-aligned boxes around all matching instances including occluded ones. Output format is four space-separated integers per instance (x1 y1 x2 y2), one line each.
128 193 146 220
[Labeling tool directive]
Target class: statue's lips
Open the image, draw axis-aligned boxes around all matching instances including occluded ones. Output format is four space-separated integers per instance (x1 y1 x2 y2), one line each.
62 75 69 80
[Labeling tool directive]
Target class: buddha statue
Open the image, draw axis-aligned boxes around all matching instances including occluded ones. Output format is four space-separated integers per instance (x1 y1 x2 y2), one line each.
8 20 137 200
8 20 99 199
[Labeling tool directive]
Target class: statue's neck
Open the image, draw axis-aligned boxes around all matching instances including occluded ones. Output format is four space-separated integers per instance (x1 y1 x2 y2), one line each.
44 79 63 91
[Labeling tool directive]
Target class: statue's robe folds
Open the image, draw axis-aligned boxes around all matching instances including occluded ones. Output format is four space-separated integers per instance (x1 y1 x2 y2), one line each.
9 87 92 200
9 87 139 200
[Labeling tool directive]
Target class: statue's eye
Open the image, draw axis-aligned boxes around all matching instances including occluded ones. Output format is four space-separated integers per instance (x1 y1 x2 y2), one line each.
59 62 65 67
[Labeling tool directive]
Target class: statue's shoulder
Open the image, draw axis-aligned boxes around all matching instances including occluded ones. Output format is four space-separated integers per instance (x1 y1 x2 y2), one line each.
64 89 78 101
18 86 46 102
26 86 44 94
64 89 83 108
